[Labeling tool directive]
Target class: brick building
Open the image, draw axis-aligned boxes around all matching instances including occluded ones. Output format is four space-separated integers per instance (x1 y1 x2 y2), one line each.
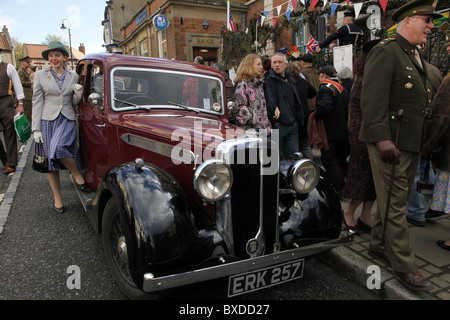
103 1 417 64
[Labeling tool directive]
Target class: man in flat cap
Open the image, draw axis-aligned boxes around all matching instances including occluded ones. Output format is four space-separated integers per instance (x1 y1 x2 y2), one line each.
314 65 349 193
359 0 442 292
18 56 32 123
315 11 363 53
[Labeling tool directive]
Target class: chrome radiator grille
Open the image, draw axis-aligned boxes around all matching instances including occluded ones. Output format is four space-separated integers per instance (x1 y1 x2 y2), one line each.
228 146 279 258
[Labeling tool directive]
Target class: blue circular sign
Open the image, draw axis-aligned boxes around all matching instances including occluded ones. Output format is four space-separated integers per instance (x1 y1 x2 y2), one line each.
153 14 169 30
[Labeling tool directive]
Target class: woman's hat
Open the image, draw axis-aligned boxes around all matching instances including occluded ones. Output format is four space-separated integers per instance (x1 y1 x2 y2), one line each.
41 41 69 60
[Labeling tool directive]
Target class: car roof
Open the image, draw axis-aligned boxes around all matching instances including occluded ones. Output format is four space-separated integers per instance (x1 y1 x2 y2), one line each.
80 52 223 78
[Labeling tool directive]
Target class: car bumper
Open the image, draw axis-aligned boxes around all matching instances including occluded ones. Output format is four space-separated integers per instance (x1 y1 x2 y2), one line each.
142 234 353 293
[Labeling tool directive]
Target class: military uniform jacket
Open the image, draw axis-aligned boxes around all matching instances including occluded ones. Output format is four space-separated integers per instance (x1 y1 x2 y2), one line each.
18 67 32 101
359 34 433 153
319 23 363 48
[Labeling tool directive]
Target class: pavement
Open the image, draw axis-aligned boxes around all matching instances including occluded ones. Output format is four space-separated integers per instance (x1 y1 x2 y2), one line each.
0 139 449 300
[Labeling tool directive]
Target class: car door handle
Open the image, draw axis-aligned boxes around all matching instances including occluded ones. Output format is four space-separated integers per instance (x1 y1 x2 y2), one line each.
94 124 106 128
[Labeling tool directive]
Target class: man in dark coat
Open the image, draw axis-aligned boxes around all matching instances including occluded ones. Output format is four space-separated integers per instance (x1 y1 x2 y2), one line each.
264 53 304 160
359 0 442 292
314 65 349 192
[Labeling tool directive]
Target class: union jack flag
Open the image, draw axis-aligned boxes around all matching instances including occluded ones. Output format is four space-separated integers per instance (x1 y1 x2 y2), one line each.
306 35 318 54
228 9 235 31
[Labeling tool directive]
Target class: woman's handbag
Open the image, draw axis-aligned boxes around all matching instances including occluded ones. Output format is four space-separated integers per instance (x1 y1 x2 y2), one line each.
32 143 49 173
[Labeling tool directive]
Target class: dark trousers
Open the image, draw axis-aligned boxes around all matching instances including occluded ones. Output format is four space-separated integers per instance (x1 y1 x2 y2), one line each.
0 96 18 167
320 140 349 191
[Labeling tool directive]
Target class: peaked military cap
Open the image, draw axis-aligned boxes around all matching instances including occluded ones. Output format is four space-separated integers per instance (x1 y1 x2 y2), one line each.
19 56 30 62
392 0 443 22
344 11 355 18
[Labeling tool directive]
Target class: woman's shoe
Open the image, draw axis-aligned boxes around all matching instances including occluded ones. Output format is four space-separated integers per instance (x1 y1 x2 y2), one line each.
53 206 65 214
436 240 450 251
342 215 357 232
357 218 372 232
75 182 89 192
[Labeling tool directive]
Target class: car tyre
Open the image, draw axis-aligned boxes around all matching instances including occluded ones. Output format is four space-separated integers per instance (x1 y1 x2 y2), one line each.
102 197 158 300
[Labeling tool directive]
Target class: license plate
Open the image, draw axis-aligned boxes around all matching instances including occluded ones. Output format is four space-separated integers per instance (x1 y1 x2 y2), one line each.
228 259 304 297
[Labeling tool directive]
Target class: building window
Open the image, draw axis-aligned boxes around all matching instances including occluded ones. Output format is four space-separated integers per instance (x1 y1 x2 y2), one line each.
158 30 167 59
140 39 148 56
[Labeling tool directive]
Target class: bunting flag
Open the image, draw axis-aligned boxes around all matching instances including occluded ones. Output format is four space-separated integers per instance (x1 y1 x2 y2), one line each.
277 5 282 16
323 0 328 7
379 0 389 12
306 35 318 54
354 2 363 19
330 3 339 17
273 17 278 27
309 0 319 11
347 0 350 4
286 9 291 21
291 0 297 8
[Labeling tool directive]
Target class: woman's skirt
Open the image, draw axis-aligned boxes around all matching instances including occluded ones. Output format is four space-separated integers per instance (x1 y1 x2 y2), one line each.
430 169 450 214
35 113 79 171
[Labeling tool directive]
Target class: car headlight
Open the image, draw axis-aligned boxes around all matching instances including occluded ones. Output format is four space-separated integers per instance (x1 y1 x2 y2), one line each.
193 160 232 201
289 159 320 194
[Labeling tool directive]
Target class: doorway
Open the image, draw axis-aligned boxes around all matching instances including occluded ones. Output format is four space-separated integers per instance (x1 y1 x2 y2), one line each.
193 47 218 66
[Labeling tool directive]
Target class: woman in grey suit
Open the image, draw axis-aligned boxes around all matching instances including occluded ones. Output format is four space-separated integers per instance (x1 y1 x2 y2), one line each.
32 41 85 213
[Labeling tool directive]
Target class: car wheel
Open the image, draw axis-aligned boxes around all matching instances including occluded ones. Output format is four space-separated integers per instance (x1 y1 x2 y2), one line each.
102 197 158 300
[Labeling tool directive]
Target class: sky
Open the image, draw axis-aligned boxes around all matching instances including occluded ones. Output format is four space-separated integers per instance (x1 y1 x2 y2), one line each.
0 0 107 54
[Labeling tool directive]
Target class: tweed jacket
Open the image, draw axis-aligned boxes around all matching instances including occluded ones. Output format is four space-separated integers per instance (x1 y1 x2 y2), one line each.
423 74 450 171
32 68 81 132
359 34 433 153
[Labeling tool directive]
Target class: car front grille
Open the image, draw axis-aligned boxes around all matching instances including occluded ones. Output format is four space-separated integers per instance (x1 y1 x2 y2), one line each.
227 145 279 258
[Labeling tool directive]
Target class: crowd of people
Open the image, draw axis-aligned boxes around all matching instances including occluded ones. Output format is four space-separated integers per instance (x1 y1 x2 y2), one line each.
0 0 448 295
227 0 450 293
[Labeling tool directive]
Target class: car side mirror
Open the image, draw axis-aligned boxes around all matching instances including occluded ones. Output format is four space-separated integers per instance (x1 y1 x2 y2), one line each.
88 93 103 109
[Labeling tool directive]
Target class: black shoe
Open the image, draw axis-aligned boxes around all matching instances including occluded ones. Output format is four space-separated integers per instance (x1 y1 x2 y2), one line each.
76 182 89 193
357 218 372 232
406 216 426 227
437 240 450 251
425 209 444 219
342 215 357 232
368 249 391 266
53 206 65 214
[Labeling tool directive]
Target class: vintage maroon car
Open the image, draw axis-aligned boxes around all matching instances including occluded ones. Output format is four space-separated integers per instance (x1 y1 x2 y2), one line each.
74 52 351 299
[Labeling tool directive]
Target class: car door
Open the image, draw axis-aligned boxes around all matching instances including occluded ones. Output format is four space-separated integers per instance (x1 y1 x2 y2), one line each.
78 61 111 190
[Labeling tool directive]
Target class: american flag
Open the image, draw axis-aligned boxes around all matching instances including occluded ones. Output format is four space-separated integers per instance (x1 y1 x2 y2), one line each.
306 35 318 54
228 9 235 31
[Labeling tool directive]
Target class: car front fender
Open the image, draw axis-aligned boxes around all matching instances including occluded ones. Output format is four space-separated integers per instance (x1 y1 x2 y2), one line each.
102 162 193 288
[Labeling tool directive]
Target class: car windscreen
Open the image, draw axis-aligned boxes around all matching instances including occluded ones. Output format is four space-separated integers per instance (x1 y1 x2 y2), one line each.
110 67 224 115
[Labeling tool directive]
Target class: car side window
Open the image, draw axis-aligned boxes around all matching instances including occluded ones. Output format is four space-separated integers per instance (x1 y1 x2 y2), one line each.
87 64 104 108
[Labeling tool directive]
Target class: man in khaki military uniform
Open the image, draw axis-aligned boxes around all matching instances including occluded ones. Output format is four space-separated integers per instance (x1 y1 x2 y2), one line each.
359 0 442 291
18 56 32 123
